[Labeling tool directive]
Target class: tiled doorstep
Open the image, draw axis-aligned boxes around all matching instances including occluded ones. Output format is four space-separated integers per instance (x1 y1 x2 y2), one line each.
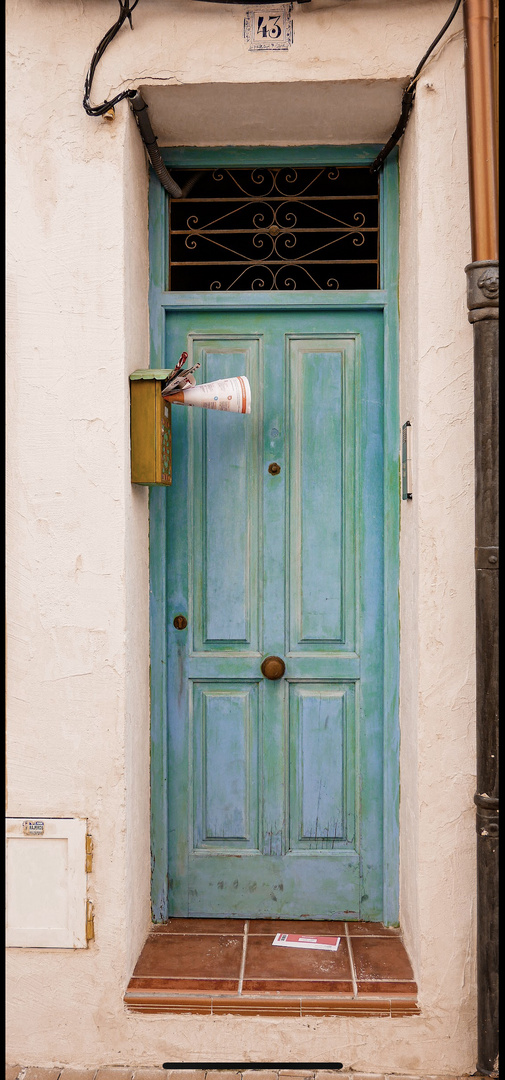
124 921 419 1016
6 1068 485 1080
123 995 420 1017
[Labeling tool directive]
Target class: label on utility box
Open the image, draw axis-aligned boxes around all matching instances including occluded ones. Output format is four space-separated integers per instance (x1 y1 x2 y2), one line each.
22 820 45 836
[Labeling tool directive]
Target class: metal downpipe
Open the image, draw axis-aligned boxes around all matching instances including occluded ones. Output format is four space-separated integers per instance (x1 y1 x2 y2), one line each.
463 0 499 1074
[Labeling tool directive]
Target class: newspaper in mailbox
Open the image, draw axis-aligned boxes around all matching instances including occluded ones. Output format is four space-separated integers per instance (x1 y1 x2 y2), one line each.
162 353 251 414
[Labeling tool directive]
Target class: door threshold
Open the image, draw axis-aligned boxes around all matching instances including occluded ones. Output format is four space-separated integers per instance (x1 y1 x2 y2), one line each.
124 919 419 1017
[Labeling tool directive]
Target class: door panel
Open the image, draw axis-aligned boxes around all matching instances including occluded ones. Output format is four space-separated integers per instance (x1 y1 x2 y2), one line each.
193 682 260 850
288 683 356 850
164 307 384 919
190 337 261 652
287 336 355 650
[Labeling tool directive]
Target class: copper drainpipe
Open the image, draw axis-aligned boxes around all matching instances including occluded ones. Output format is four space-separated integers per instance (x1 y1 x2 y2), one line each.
463 0 499 1074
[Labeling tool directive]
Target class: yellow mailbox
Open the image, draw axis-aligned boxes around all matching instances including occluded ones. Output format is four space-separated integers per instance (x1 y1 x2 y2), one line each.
129 369 173 486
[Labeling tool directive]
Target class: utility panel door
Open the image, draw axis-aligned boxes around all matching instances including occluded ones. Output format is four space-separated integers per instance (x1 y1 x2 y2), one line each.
163 307 385 919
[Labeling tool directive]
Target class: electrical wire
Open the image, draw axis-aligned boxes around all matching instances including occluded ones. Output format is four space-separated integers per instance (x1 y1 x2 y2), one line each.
370 0 462 173
83 0 183 198
407 0 463 92
83 0 140 116
129 91 183 197
83 0 463 184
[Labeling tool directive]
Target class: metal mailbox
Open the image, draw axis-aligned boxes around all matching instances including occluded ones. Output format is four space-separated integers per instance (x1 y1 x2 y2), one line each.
129 369 173 485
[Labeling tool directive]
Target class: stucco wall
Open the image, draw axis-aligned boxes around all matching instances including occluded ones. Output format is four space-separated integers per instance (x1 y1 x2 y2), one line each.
6 0 476 1073
397 20 476 1048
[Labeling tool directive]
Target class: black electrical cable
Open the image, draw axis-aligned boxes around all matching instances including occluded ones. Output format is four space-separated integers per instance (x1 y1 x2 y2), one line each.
84 0 462 186
129 92 183 198
370 0 462 173
83 0 139 116
83 0 182 198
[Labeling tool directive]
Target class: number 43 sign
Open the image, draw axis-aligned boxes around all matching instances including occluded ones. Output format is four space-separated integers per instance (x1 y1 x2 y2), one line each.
244 4 294 50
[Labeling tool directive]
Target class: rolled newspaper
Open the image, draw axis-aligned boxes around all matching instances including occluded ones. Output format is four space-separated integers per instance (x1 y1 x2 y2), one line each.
164 375 251 414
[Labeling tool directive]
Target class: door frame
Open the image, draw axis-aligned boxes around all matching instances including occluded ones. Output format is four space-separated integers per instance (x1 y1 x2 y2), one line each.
148 144 400 924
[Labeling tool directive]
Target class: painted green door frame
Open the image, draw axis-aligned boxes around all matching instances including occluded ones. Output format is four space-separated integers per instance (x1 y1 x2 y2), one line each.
148 145 400 924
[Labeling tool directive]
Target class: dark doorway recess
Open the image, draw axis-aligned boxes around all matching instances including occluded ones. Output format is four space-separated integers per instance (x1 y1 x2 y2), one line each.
168 166 379 292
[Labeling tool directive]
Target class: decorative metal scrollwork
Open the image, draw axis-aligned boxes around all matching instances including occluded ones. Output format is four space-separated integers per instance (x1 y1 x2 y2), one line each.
168 167 379 291
477 267 499 300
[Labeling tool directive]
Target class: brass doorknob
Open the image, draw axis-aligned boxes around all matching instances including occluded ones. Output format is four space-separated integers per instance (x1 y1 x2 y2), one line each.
261 655 286 680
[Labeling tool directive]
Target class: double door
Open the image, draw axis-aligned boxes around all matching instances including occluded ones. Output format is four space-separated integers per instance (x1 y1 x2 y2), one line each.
161 305 386 919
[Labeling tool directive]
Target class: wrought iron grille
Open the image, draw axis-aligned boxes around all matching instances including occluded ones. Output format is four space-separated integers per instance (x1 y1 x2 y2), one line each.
168 166 379 291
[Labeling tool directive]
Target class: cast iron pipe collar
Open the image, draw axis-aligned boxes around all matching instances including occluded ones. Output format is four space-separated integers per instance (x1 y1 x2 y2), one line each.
465 259 499 322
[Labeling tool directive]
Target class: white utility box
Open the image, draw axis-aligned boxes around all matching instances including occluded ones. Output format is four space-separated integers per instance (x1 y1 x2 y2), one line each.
6 817 89 948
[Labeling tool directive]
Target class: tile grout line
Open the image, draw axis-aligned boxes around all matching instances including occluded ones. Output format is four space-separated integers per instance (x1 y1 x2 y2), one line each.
345 921 358 998
237 919 249 995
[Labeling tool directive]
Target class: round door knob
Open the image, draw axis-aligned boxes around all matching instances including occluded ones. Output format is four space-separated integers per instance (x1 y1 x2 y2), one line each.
261 655 286 680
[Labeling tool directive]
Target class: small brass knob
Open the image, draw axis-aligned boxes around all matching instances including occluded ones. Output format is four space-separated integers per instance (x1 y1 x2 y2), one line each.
261 655 286 680
268 462 281 475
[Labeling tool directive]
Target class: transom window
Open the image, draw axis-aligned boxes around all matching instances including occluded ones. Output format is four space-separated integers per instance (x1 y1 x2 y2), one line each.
168 166 379 291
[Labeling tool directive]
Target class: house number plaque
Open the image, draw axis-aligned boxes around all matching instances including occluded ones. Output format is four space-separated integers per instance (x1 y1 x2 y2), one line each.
244 5 293 50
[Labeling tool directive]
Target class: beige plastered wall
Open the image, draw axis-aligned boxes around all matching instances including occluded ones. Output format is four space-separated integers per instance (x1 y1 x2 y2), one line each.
6 0 476 1073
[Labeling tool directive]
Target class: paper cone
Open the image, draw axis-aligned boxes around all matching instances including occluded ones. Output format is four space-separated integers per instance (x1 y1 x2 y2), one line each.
165 375 251 414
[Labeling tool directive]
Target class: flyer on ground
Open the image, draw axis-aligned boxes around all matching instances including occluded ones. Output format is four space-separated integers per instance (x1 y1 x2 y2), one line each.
272 932 341 951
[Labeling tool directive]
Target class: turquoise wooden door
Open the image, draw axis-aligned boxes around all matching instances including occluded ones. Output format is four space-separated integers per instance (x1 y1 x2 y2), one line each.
160 304 387 919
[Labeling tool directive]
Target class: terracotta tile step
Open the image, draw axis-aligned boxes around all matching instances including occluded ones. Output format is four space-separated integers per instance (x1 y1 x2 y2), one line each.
124 918 418 1017
123 990 419 1016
